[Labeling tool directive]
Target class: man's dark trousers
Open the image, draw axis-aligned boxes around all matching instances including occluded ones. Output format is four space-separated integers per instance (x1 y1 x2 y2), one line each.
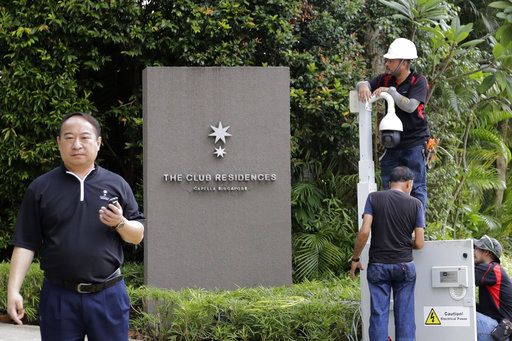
381 144 427 210
39 279 129 341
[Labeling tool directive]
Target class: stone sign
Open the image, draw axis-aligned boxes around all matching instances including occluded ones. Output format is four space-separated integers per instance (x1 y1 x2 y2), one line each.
143 67 292 290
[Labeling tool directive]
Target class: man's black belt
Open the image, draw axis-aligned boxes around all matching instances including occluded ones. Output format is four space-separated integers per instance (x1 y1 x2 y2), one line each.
46 274 123 294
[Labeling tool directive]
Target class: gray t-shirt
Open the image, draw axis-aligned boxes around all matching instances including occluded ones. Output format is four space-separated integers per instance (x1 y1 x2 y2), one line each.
364 189 424 263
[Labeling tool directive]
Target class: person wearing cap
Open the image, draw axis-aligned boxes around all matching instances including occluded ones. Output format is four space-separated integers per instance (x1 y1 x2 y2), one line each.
350 166 425 341
356 38 429 211
474 235 512 340
7 112 145 340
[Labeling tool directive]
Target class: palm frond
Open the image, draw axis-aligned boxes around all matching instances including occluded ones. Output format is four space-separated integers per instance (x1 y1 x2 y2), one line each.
467 148 502 168
446 86 460 113
465 166 506 191
462 205 501 231
476 111 512 126
291 181 324 208
292 231 343 281
470 128 511 163
456 88 480 110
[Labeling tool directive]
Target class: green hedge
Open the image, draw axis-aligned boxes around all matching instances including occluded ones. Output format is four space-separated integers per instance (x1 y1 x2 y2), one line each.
0 262 43 322
0 262 143 323
0 262 361 340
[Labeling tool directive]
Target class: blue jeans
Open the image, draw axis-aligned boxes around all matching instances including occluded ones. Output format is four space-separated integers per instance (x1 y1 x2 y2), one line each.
39 278 130 341
381 144 427 210
477 312 498 341
367 262 416 341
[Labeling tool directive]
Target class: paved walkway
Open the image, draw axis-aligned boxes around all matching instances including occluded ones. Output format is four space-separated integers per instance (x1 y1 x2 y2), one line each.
0 322 40 341
0 322 141 340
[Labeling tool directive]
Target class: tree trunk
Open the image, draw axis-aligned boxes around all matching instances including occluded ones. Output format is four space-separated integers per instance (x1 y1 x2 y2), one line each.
495 120 509 209
364 23 386 173
364 25 386 75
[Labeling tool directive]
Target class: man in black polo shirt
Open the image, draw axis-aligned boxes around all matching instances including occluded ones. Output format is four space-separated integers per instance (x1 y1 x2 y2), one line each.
357 38 429 211
474 235 512 340
7 112 145 340
350 166 425 340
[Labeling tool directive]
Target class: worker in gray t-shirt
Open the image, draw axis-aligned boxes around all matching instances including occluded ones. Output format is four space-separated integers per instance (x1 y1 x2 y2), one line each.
350 166 425 340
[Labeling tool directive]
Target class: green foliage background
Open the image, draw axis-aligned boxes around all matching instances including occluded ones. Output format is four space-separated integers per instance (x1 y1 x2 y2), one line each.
0 0 368 264
0 0 511 283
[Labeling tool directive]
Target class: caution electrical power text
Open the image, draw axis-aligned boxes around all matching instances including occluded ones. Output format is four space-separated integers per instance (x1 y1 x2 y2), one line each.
423 306 470 327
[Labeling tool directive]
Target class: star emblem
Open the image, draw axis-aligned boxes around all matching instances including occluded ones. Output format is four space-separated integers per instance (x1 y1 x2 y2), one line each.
214 146 226 158
209 121 232 144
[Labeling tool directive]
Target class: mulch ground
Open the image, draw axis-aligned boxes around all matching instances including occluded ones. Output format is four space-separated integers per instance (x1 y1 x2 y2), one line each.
0 314 13 323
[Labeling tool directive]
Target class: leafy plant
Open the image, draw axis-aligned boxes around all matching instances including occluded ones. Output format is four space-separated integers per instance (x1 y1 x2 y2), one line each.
0 261 362 340
379 0 451 40
292 176 358 281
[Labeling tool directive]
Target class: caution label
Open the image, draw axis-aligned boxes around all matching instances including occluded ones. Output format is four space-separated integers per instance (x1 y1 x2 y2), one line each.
423 306 470 327
425 308 441 325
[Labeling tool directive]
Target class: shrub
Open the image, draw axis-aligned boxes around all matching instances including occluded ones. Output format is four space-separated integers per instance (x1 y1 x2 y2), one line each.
0 262 42 323
0 261 143 324
130 278 361 341
0 262 361 340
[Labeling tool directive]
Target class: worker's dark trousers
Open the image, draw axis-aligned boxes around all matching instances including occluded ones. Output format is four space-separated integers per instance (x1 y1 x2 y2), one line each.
39 278 129 341
381 144 427 210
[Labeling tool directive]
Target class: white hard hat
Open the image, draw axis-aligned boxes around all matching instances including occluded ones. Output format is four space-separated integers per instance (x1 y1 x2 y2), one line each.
383 38 418 60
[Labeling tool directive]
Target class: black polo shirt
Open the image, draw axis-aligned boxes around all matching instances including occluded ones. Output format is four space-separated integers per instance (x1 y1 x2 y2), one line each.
369 70 429 149
12 165 145 283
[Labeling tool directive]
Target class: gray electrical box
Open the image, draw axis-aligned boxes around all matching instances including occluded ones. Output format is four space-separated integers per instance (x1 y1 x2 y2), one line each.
360 240 477 340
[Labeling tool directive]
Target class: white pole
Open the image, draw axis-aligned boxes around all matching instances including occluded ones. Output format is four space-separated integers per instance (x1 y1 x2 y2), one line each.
349 91 396 227
350 90 396 341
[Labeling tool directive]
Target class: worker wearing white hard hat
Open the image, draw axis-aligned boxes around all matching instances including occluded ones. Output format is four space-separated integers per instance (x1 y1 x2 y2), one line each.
356 38 430 212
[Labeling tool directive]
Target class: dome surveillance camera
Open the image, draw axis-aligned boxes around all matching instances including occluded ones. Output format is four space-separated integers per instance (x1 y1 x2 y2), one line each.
380 130 401 149
378 106 403 149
